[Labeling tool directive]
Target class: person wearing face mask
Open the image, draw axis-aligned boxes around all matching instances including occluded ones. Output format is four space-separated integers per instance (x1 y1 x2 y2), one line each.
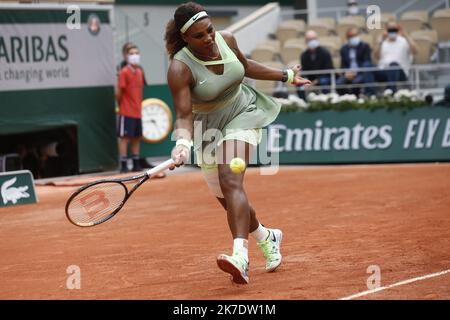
116 45 157 174
347 0 359 16
336 27 375 96
374 21 418 92
116 42 154 171
117 42 148 86
298 30 334 99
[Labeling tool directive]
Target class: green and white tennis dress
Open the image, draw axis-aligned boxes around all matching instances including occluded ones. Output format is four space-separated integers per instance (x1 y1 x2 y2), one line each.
173 32 281 168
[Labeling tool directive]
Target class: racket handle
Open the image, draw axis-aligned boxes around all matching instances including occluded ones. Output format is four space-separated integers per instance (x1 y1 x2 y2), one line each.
145 159 175 177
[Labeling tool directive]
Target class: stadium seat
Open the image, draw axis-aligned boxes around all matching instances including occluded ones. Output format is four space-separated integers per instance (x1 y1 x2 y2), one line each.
410 33 435 64
313 17 336 29
307 22 330 37
380 12 396 24
282 19 306 34
401 10 429 22
410 29 438 45
413 41 433 64
320 36 340 57
280 42 306 65
307 18 335 37
251 45 276 62
284 37 305 47
430 9 450 42
276 20 306 44
322 35 342 49
276 25 301 46
400 10 429 33
258 39 281 52
339 15 366 28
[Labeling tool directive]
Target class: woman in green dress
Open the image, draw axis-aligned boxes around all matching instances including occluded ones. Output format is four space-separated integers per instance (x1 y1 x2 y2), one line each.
165 2 311 285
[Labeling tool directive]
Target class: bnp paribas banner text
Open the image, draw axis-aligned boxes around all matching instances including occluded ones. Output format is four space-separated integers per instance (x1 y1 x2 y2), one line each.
0 7 115 91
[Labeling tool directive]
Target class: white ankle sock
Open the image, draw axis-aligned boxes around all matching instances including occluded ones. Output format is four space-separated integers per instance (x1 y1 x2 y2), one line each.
233 238 248 262
250 224 270 242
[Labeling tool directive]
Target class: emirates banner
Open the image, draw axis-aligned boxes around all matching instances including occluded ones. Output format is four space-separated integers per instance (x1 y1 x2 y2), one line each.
266 107 450 164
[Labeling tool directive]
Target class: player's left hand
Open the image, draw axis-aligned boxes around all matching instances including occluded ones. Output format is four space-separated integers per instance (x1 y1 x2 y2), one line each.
291 64 312 87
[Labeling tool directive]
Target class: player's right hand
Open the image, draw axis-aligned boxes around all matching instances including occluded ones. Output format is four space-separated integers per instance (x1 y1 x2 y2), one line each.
170 145 190 170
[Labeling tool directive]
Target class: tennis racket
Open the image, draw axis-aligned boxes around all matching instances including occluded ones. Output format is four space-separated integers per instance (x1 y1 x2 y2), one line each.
65 158 175 227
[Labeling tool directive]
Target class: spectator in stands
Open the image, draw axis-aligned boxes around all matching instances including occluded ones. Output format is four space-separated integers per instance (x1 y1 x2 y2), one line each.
346 0 360 16
374 21 418 92
298 30 334 99
337 27 375 96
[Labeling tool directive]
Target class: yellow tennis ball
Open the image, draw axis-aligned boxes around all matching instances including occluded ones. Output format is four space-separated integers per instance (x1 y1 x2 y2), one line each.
229 157 246 174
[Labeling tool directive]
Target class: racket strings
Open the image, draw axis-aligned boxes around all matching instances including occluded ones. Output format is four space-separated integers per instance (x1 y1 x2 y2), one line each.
67 182 127 226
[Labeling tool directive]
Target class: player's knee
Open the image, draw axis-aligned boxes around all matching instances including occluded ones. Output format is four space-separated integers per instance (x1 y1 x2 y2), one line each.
201 166 224 198
218 172 243 196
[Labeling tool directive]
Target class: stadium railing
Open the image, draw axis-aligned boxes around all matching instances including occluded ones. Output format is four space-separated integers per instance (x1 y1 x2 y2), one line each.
275 63 450 98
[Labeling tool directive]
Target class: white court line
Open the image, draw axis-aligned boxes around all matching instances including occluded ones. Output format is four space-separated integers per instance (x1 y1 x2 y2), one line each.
339 269 450 300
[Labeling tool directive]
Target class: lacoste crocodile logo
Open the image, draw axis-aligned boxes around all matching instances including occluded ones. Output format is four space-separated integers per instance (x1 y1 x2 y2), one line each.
1 177 30 205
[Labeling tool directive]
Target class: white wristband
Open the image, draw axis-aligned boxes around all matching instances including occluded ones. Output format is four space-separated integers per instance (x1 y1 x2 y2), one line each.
287 69 295 84
176 138 193 150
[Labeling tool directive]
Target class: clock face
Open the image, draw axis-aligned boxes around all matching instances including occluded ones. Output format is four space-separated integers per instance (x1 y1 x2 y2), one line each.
141 99 173 143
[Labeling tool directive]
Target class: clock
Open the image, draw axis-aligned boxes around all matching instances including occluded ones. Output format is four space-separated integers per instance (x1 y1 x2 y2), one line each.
141 98 173 143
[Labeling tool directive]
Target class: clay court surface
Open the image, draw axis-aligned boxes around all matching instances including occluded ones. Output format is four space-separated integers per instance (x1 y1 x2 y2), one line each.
0 163 449 300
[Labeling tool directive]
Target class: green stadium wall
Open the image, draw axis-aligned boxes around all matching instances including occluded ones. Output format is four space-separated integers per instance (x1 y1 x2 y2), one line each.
140 86 450 165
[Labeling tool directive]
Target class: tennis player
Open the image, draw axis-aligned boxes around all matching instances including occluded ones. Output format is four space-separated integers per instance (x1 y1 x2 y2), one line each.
165 2 311 284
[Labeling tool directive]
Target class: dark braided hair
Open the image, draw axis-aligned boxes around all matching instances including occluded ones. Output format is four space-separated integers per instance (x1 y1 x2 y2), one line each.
165 2 207 59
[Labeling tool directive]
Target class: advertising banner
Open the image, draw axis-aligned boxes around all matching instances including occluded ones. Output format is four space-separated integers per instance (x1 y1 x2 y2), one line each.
0 8 115 92
267 107 450 164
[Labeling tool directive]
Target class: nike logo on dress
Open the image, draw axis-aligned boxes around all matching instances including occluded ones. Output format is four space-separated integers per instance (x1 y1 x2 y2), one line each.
199 79 207 85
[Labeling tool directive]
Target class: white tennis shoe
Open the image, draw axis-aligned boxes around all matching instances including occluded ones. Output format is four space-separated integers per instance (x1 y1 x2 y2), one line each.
216 253 249 284
258 229 283 272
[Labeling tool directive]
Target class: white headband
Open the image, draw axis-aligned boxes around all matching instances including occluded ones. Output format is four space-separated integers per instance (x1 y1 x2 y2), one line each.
180 11 208 33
